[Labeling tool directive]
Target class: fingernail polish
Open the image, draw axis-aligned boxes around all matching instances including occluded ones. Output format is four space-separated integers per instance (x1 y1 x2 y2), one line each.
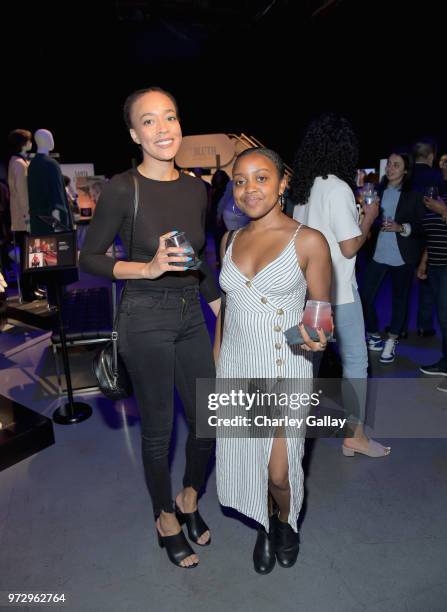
186 257 192 261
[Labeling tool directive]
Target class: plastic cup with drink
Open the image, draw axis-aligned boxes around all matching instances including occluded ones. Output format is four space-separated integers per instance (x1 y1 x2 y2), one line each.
361 183 378 206
425 186 439 200
284 300 333 346
164 231 202 270
302 300 333 335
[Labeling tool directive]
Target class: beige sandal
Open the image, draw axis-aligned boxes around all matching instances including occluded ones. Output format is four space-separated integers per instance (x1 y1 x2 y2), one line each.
342 439 391 457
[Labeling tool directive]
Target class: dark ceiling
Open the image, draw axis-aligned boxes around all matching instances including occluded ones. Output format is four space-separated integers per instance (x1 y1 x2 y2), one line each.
2 0 445 174
87 1 344 27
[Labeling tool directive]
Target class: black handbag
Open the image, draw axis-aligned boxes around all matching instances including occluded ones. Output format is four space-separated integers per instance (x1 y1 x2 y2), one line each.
92 173 139 399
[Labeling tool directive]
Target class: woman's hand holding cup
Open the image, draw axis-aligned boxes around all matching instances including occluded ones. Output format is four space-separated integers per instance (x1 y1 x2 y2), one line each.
142 231 192 279
299 300 333 352
298 323 331 352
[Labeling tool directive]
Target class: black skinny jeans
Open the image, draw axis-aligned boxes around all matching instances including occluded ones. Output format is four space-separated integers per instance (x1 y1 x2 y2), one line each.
360 260 415 336
118 285 215 516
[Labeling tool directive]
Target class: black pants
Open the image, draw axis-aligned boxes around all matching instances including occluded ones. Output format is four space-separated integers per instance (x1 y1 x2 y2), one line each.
427 265 447 367
360 260 415 336
118 285 215 516
416 279 435 332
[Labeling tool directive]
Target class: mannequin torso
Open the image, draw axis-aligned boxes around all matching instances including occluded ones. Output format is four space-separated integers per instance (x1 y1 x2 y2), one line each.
27 129 72 235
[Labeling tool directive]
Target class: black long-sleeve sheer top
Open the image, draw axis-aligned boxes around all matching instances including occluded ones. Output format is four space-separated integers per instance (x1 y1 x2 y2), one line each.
79 169 219 302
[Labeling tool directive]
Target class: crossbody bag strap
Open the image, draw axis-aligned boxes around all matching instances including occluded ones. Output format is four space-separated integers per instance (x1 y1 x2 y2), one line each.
120 172 140 303
225 229 236 254
220 229 236 340
112 172 140 374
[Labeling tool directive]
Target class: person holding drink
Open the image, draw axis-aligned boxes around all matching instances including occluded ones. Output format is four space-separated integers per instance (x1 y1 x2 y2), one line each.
80 87 220 569
360 150 425 362
410 139 444 337
417 174 447 385
291 113 390 458
214 147 332 574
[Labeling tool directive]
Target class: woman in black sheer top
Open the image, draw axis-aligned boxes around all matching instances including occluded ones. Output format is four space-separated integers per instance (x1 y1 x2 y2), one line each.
80 87 220 569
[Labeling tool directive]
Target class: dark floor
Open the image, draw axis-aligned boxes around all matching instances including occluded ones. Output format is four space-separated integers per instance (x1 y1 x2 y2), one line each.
1 245 446 612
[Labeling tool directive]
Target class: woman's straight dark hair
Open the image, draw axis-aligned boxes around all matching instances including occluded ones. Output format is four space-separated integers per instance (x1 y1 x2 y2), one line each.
123 87 179 129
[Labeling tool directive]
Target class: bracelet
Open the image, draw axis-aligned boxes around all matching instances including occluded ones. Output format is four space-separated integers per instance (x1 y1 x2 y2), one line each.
399 223 411 236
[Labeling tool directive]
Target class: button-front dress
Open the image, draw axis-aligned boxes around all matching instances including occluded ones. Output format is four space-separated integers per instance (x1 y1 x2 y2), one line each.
216 225 313 532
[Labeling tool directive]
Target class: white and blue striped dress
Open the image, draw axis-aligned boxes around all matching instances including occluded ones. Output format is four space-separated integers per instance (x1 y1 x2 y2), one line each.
216 225 312 532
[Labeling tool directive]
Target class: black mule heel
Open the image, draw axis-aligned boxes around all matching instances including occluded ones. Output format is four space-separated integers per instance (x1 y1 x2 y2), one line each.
156 528 198 568
175 503 211 546
175 509 186 526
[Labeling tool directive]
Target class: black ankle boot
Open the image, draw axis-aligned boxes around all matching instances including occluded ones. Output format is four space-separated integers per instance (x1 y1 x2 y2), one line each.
253 519 276 575
272 514 299 568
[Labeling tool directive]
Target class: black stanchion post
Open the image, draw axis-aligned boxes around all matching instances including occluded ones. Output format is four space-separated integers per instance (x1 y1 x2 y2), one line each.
51 278 92 425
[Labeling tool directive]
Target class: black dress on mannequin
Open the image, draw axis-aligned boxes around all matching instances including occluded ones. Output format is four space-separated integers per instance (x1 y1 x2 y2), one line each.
28 153 73 235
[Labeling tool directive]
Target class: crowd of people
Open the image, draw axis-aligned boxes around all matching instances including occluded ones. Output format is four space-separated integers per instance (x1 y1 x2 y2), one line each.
1 87 446 575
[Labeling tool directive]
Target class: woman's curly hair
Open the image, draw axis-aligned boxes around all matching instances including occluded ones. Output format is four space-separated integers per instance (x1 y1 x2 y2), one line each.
289 114 359 205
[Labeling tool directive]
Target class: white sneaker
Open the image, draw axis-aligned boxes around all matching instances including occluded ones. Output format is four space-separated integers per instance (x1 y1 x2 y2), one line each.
366 334 384 351
380 337 398 363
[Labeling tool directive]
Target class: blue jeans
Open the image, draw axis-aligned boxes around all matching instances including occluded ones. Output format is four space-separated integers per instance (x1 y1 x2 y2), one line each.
315 286 368 424
427 265 447 367
333 286 368 379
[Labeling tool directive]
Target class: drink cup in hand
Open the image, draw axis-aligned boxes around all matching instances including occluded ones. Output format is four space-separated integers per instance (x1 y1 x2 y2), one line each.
302 300 332 335
164 231 201 269
425 186 439 200
382 215 393 230
362 183 378 205
364 192 378 206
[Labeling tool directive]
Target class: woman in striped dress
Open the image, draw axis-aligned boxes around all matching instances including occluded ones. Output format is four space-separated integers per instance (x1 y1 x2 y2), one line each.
214 148 332 574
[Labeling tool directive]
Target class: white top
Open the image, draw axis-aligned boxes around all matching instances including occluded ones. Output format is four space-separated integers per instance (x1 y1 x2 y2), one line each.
293 174 361 305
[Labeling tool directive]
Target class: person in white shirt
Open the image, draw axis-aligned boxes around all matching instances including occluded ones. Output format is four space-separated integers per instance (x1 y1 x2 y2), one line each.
290 114 390 457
